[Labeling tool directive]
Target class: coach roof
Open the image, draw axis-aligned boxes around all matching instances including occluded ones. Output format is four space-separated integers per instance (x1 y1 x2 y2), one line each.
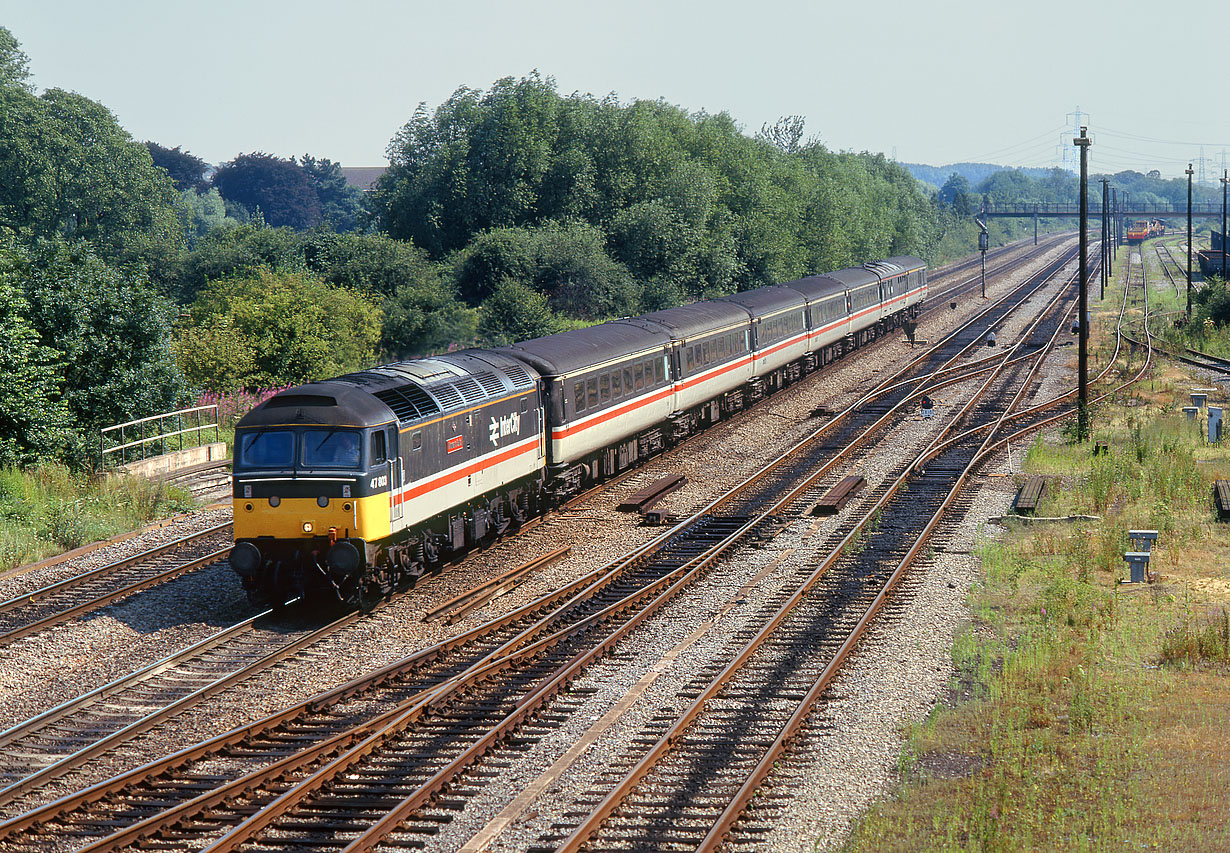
499 322 672 377
717 284 807 319
617 299 751 340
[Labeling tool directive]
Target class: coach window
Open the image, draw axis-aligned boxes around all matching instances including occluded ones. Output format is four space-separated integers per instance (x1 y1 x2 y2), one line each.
655 358 665 384
587 377 599 409
574 381 586 414
599 373 610 403
634 362 644 390
612 370 622 397
685 347 693 372
624 366 634 394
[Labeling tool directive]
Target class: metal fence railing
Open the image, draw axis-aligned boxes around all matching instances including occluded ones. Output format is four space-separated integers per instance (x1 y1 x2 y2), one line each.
99 405 220 469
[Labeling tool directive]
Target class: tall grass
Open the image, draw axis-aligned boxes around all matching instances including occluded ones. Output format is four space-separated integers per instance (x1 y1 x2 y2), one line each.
0 464 194 573
845 403 1230 851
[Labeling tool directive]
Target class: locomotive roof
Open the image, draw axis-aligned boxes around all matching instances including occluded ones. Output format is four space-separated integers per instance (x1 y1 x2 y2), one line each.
618 299 751 340
238 351 540 430
498 322 671 377
236 381 397 429
717 284 807 318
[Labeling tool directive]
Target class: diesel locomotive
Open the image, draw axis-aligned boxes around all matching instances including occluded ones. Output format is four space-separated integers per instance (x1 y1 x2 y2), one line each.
229 256 927 607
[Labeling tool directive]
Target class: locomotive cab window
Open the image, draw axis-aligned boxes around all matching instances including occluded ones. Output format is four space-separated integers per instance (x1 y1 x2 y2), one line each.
371 430 387 465
238 430 295 469
412 431 422 451
303 428 362 469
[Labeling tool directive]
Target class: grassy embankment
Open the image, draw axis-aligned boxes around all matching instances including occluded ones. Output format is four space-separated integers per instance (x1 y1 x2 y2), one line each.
0 465 194 573
845 238 1230 851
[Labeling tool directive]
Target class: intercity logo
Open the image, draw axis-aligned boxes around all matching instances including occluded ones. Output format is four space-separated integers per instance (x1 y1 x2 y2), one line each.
489 412 521 446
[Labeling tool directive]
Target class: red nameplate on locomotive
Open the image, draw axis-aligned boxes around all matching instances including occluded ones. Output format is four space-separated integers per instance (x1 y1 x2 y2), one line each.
446 435 464 453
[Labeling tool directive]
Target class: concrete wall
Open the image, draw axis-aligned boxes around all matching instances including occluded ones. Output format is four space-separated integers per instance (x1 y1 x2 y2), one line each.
121 442 228 479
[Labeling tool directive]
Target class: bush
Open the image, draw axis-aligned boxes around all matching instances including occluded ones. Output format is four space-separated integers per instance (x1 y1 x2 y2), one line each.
176 268 381 390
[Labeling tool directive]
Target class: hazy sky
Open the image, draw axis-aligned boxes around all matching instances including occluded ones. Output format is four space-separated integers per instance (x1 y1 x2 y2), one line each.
4 0 1227 181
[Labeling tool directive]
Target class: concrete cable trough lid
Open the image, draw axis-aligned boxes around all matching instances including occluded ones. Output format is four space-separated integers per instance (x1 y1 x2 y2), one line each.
617 474 686 512
809 476 866 517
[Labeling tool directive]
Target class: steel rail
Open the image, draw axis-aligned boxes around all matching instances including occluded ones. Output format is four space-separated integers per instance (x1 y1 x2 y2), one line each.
693 257 1098 853
0 546 231 647
0 608 374 808
554 241 1084 853
0 522 230 616
170 253 1083 853
279 250 1087 853
694 253 1152 851
2 236 1077 846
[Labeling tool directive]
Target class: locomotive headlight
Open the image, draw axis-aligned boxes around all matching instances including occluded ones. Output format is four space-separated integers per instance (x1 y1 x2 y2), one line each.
302 522 314 533
269 496 281 507
317 496 329 508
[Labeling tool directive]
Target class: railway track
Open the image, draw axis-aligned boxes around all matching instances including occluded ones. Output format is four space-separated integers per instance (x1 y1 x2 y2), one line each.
0 523 232 647
550 264 1083 853
0 605 365 807
0 242 1088 852
1128 246 1230 375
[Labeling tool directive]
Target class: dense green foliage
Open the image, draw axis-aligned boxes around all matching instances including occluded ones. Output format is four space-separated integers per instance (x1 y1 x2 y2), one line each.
0 236 188 466
0 271 67 467
212 153 323 229
370 74 942 309
145 143 209 192
5 28 1139 475
175 268 381 391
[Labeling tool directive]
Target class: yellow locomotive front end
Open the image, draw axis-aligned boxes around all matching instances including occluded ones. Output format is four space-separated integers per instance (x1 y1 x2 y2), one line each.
230 385 401 607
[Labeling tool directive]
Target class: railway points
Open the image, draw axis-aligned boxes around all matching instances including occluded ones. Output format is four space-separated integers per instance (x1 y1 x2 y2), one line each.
2 232 1190 851
0 235 1116 851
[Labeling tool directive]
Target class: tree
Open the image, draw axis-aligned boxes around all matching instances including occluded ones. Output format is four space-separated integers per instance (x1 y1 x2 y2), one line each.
759 116 806 154
0 26 31 91
18 239 187 431
0 243 68 465
939 172 972 213
177 187 235 248
146 142 209 192
0 83 183 267
478 278 565 345
211 153 321 229
382 280 477 358
174 221 305 302
300 155 364 232
176 268 381 390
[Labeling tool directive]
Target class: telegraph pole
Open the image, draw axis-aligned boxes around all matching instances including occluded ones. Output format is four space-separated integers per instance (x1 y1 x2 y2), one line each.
1187 163 1194 321
977 212 988 298
1112 187 1119 250
1223 170 1229 281
1075 127 1091 441
1107 176 1116 299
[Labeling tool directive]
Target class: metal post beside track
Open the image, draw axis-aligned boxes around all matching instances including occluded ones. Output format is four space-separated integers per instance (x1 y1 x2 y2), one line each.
1187 163 1193 322
1075 127 1091 442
